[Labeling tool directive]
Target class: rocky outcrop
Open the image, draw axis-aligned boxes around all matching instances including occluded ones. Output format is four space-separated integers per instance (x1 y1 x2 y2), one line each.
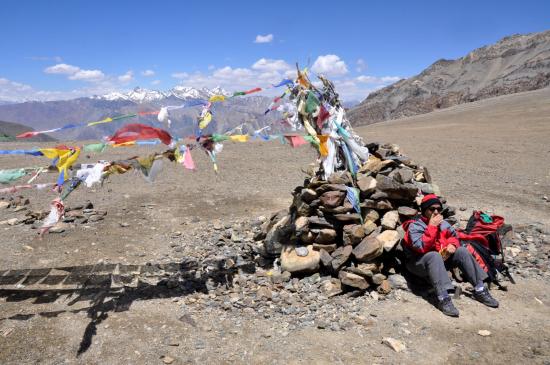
349 30 550 125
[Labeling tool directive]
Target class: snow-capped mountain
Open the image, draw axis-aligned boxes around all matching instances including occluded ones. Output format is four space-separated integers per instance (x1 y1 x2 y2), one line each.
0 86 279 140
94 86 230 103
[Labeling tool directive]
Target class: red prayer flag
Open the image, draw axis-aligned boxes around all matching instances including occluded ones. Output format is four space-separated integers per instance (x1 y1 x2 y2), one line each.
244 87 262 95
107 124 172 145
284 135 307 148
316 105 330 129
16 131 40 139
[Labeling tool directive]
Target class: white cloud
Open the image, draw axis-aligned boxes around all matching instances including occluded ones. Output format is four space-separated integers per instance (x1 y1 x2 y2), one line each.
311 55 348 76
213 66 254 79
0 76 124 102
69 69 105 81
356 75 400 84
252 58 291 72
254 34 273 43
44 63 105 82
356 58 367 72
151 79 161 86
171 72 189 79
141 69 155 77
44 63 80 75
118 70 134 83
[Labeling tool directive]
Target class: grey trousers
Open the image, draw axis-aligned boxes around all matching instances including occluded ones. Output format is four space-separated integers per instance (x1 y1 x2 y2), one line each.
406 246 489 296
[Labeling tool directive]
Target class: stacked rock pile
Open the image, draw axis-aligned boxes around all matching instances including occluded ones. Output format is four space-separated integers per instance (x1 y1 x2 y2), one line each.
260 141 457 293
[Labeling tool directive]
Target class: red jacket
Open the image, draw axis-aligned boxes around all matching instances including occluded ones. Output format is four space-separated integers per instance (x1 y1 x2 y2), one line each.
403 216 460 255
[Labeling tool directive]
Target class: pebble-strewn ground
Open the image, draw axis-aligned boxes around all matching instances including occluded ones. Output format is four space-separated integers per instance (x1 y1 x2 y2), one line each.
0 89 549 364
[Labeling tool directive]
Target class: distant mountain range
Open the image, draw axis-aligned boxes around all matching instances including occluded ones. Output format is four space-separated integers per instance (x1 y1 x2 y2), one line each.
349 30 550 125
0 86 282 140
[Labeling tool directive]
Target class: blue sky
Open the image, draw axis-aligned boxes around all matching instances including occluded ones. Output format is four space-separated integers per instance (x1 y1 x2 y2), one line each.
1 0 549 102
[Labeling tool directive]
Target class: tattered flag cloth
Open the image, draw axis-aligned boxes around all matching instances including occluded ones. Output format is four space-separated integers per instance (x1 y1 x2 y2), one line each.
107 123 172 145
345 186 363 224
83 143 108 153
75 163 107 188
0 182 55 195
40 198 65 236
40 146 81 186
0 169 28 184
0 149 43 156
198 111 213 130
284 135 308 148
16 113 137 139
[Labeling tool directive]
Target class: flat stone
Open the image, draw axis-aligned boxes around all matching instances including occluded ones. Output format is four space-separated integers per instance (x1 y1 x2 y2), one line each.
333 213 362 223
343 224 365 246
376 175 418 200
331 245 353 271
300 189 318 203
372 273 387 285
376 200 393 210
316 228 337 244
320 190 345 208
0 201 10 209
381 210 400 229
377 230 401 251
398 206 418 218
328 171 352 185
362 221 378 235
320 278 342 297
477 330 491 337
312 243 337 253
263 214 293 257
319 248 333 267
382 337 406 352
357 175 377 195
280 244 320 274
388 274 408 290
353 237 383 262
339 271 369 290
308 216 334 229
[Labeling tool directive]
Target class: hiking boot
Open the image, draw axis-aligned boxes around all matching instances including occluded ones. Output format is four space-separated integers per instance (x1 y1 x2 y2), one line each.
473 287 499 308
437 297 460 317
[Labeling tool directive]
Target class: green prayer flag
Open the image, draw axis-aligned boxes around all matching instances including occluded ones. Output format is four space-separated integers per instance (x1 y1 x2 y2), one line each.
305 91 320 114
83 143 107 153
0 169 27 184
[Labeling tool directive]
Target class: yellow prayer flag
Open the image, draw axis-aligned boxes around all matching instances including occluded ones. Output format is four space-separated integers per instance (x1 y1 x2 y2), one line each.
229 135 249 143
208 95 225 103
199 112 212 129
317 135 330 157
87 117 113 126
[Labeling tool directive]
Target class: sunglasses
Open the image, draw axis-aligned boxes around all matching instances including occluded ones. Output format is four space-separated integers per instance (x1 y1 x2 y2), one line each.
427 206 442 212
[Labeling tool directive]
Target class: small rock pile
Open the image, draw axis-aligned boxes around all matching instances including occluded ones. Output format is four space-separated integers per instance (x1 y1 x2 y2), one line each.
259 142 457 294
0 198 106 233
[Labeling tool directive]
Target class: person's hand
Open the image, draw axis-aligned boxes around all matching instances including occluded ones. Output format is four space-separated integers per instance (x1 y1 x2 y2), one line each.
445 244 456 254
429 213 443 227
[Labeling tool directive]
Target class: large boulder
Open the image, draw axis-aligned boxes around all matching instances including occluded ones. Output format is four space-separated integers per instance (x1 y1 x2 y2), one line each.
352 237 383 262
376 230 401 251
280 245 320 274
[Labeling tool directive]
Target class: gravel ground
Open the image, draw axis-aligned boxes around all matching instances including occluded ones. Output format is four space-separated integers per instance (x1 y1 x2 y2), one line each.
0 89 549 364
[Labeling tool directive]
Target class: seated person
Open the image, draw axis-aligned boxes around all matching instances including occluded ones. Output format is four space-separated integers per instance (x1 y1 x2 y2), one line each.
402 194 499 317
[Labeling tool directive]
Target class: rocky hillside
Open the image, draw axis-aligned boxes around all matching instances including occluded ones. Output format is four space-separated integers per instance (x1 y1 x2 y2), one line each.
0 120 56 142
349 30 550 125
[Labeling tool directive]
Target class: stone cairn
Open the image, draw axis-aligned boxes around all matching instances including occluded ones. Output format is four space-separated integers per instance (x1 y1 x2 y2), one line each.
256 70 458 294
260 145 457 294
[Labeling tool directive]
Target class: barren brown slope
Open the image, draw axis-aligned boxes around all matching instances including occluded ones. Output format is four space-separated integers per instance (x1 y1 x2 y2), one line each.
349 30 550 126
357 87 550 225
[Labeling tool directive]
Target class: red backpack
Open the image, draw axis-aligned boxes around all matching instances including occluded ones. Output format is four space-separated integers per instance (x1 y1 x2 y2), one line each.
457 211 515 289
